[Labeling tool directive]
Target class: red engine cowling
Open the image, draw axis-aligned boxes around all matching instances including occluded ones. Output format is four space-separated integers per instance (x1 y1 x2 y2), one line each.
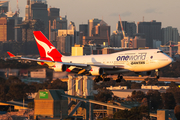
50 63 67 72
89 66 104 76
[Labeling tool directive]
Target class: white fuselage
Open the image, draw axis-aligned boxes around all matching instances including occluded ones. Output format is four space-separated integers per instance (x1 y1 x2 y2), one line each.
61 49 172 73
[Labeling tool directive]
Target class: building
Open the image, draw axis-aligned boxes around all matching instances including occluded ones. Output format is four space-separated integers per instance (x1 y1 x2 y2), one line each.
82 36 108 45
25 0 49 37
0 1 8 14
54 16 67 30
18 19 44 55
117 21 136 37
91 20 110 38
25 0 47 20
0 11 22 42
153 39 162 49
162 26 179 44
20 19 44 42
71 44 83 56
0 16 7 42
83 20 110 45
56 21 80 55
56 33 75 55
110 31 123 47
48 7 60 25
132 36 146 48
88 18 101 36
79 24 88 36
79 24 88 45
137 20 161 48
31 2 49 37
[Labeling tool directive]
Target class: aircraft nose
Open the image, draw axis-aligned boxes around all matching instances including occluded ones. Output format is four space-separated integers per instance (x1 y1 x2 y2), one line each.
168 56 174 64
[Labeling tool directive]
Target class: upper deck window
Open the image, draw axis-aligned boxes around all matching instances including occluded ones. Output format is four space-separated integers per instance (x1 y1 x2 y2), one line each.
157 51 164 53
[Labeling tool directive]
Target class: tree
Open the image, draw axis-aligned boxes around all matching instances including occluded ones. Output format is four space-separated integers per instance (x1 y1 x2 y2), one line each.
174 105 180 120
6 83 28 100
5 76 22 85
94 89 113 102
161 92 176 109
113 109 130 119
131 90 146 102
47 79 67 91
0 77 6 84
169 82 178 89
0 84 9 101
147 90 162 110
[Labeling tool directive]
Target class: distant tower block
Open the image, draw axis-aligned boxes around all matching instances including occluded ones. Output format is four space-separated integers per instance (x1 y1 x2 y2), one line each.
178 42 180 55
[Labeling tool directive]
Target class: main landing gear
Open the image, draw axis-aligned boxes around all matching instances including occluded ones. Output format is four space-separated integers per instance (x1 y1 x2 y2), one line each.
116 74 123 82
94 75 110 82
155 69 159 79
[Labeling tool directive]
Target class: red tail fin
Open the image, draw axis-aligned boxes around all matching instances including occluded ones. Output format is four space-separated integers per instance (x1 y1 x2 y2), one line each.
7 52 15 57
33 31 62 62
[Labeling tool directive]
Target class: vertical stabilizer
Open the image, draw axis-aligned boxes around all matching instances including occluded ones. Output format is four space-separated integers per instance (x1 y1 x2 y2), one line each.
33 31 62 62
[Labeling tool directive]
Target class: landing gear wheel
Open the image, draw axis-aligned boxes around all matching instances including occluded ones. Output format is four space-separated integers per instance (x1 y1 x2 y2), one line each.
155 75 159 79
94 76 102 82
116 74 123 82
155 69 159 79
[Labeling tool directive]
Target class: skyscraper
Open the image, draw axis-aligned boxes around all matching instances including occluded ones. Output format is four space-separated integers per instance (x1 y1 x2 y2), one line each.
25 0 48 37
0 1 8 14
91 20 110 38
88 18 101 36
48 7 60 25
137 20 161 48
0 16 7 42
55 16 67 29
117 21 136 37
162 26 179 44
79 24 88 36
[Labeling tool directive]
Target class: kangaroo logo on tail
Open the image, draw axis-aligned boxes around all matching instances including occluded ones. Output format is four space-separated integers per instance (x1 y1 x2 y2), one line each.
33 31 62 62
34 36 55 61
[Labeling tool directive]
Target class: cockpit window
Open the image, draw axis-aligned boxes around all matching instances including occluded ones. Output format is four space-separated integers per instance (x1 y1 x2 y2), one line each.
157 51 164 53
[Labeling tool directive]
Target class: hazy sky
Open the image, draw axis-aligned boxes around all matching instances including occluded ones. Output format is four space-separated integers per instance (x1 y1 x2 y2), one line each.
9 0 180 33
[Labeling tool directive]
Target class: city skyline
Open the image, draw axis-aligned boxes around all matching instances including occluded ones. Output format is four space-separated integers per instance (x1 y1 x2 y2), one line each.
7 0 180 33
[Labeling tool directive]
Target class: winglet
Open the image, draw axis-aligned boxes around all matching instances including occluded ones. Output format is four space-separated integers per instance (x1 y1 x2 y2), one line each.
7 52 15 57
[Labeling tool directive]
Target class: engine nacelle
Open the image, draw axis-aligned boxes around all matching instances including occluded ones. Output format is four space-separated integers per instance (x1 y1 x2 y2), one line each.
89 67 104 76
50 63 67 72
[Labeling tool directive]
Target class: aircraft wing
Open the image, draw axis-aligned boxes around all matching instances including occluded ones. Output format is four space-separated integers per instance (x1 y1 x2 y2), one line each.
7 52 129 75
7 52 88 67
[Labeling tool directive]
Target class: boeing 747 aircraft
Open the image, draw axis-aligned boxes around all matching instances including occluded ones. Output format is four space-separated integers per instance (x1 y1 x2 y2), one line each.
7 31 173 82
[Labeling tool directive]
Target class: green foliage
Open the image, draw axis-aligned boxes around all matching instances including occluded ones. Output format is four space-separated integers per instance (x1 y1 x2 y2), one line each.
113 106 148 120
169 81 178 88
94 89 113 102
147 90 162 110
161 92 176 109
160 61 180 77
131 90 146 102
174 105 180 120
6 83 28 100
47 79 67 91
113 109 131 119
0 77 6 84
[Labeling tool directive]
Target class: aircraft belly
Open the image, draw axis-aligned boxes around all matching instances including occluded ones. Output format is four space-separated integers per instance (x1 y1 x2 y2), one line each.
104 69 131 74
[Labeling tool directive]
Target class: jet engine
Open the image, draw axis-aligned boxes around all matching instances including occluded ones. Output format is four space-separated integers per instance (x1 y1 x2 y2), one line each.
50 63 67 72
89 66 104 76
